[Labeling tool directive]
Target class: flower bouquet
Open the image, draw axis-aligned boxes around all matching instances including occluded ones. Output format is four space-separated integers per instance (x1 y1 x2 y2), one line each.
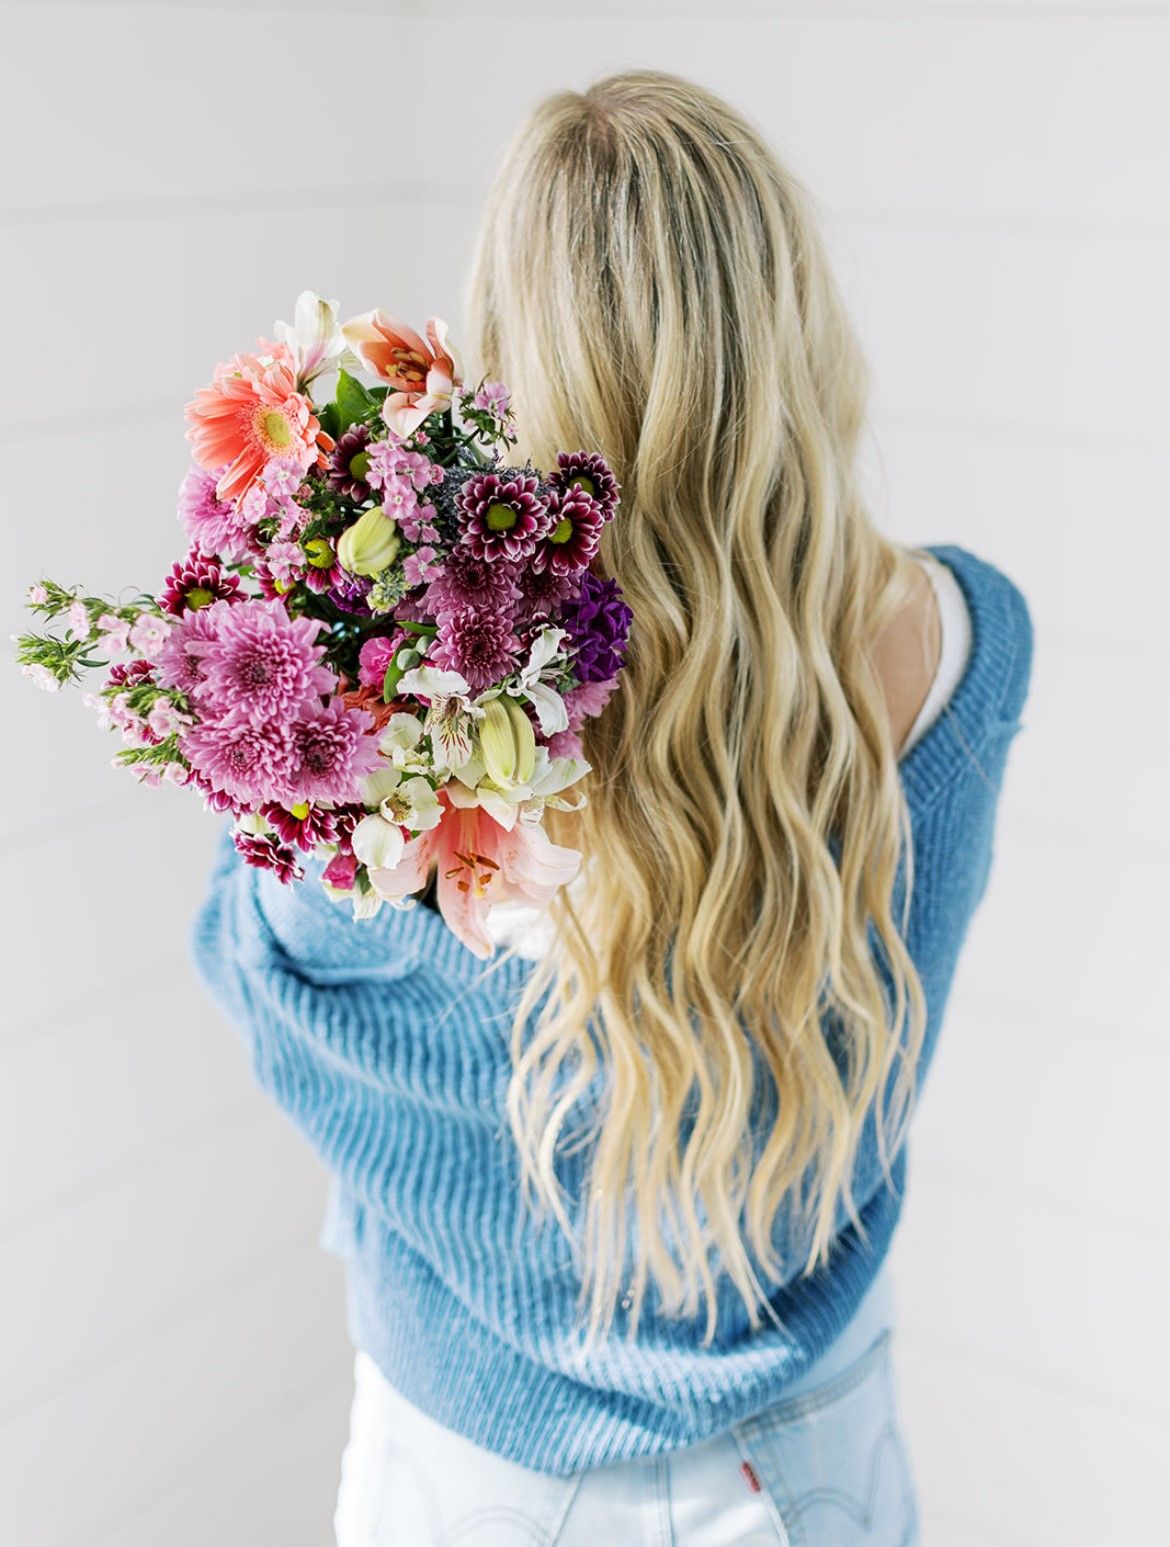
15 292 631 958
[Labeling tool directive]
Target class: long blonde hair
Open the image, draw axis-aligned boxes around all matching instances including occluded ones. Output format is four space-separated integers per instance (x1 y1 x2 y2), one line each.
464 70 930 1347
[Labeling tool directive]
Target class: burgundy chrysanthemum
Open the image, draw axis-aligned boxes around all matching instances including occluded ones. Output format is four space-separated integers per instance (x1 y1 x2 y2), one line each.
232 830 305 884
159 554 243 615
548 451 619 521
423 543 521 618
455 470 551 564
261 801 350 852
106 658 156 690
430 606 521 695
326 425 374 501
531 485 605 577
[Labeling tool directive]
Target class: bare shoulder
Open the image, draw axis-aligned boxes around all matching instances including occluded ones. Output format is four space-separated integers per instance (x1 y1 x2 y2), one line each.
869 554 942 756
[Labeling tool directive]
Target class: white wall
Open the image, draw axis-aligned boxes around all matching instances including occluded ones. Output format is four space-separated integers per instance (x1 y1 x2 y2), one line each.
2 3 1166 1544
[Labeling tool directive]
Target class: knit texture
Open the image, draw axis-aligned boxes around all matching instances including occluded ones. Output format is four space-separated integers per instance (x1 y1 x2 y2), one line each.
190 541 1033 1474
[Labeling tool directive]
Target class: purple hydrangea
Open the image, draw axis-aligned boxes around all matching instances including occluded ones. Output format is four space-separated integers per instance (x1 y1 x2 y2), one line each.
562 572 632 684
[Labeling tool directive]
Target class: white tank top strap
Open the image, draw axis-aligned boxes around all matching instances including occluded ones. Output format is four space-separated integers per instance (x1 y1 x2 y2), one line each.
899 551 973 758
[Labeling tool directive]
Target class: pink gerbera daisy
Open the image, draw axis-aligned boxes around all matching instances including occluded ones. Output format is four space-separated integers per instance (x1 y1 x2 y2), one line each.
185 351 325 504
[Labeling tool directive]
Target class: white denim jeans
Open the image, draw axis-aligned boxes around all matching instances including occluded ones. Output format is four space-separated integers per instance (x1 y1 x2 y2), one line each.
334 1268 920 1547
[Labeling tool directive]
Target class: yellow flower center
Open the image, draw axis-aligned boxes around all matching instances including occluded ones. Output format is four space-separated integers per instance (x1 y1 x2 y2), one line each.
485 502 517 531
349 449 371 481
185 587 214 610
549 518 573 544
303 538 334 569
260 409 293 449
289 802 310 820
570 475 595 496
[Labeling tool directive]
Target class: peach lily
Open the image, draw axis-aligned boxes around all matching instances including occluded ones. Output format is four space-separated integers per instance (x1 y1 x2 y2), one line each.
340 310 463 438
367 785 581 959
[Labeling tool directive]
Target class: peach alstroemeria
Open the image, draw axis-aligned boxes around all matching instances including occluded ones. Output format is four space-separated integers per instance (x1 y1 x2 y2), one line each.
185 352 323 503
368 787 580 959
340 310 463 438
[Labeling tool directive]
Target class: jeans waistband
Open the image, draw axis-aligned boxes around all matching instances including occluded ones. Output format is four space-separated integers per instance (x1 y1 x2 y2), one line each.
768 1256 897 1405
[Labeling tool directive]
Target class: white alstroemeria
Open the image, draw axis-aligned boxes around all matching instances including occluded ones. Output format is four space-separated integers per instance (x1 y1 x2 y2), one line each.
398 663 486 771
514 626 570 736
274 290 347 393
353 766 442 872
350 887 385 921
448 747 593 833
378 711 427 768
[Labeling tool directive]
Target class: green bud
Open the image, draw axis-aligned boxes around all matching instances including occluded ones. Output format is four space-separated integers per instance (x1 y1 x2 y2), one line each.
337 507 401 577
478 696 536 788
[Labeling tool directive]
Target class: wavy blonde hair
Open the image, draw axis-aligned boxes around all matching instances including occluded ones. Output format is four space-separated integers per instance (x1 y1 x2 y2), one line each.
464 70 931 1347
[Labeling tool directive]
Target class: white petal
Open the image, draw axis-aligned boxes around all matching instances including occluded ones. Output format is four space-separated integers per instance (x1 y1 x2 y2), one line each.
351 813 406 871
399 664 471 700
525 681 569 736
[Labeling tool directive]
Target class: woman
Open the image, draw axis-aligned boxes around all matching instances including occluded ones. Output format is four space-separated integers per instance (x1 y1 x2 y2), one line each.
193 70 1033 1546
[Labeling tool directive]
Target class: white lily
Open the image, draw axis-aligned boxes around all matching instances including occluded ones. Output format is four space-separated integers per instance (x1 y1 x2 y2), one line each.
514 626 570 735
398 663 486 770
274 290 350 398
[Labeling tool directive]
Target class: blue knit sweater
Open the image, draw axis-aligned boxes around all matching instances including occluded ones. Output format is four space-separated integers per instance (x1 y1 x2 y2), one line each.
190 541 1033 1474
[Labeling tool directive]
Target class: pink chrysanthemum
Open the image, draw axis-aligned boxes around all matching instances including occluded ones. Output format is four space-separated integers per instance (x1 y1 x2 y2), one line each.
155 602 226 700
531 485 605 577
286 700 380 804
514 562 580 625
423 544 521 618
548 450 620 521
185 352 324 504
181 716 295 805
232 830 305 884
456 470 550 564
430 605 521 695
178 467 255 561
159 553 243 615
187 767 244 816
358 631 409 690
191 598 334 724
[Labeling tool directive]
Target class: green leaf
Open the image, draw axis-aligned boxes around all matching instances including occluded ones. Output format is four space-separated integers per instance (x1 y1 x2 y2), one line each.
335 369 376 435
382 658 403 703
317 400 340 441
